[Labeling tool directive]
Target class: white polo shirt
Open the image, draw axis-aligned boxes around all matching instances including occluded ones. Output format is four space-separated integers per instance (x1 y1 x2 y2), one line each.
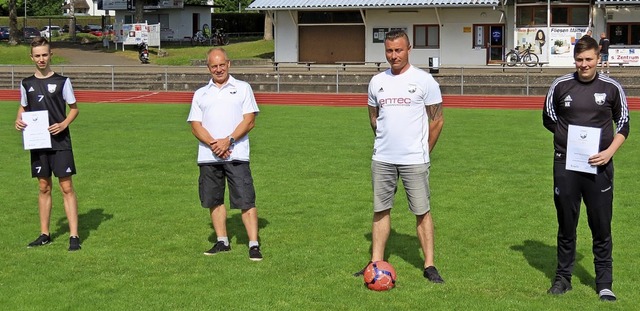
187 75 259 164
367 65 442 165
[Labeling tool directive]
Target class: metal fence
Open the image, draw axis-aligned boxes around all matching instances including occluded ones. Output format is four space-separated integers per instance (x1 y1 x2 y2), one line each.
1 64 637 96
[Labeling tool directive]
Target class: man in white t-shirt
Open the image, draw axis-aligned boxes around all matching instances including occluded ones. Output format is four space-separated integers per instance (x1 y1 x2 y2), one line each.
187 48 262 261
355 30 445 283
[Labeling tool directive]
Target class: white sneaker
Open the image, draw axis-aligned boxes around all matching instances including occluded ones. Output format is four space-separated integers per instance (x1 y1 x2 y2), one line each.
598 289 616 301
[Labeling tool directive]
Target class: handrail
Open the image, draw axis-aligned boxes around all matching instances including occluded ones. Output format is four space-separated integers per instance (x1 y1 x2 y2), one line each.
0 64 628 95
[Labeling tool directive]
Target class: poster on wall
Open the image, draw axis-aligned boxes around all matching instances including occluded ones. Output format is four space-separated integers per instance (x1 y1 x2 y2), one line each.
548 27 588 66
373 28 388 43
514 27 549 63
372 27 408 43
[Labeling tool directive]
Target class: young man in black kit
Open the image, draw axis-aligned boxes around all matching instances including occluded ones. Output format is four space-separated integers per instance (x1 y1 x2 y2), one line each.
15 37 81 251
543 36 629 301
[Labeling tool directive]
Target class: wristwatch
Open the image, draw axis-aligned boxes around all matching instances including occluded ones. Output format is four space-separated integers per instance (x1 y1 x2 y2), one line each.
229 136 236 145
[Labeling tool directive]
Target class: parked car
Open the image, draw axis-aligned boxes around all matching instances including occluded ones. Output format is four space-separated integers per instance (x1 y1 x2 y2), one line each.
0 26 9 40
83 24 103 36
40 25 61 38
62 24 83 34
22 27 40 40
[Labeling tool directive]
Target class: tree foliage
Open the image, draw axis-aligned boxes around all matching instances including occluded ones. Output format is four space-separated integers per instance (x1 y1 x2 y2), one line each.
30 0 65 16
0 0 23 16
214 0 254 13
1 0 64 16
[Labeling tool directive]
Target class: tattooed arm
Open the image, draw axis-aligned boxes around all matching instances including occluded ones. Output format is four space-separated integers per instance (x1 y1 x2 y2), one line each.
426 103 444 153
368 105 379 136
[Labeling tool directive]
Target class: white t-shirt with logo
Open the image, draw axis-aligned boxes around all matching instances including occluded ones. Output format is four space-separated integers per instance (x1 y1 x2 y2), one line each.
367 65 442 165
187 75 259 164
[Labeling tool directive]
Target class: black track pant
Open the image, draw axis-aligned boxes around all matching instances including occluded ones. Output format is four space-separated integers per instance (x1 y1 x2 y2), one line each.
553 157 614 290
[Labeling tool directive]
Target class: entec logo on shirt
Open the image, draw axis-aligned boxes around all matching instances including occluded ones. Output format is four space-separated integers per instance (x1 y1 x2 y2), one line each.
379 97 411 108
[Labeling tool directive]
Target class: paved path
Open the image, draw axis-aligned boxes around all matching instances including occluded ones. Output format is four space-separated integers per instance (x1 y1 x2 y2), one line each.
52 42 145 66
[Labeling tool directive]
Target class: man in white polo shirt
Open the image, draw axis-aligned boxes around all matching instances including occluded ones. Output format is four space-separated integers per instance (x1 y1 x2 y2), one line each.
187 48 262 261
355 29 445 283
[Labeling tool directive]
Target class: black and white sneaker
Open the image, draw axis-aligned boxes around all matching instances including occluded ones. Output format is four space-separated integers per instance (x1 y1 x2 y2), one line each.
249 245 263 261
547 275 572 295
27 234 51 248
598 289 616 301
423 266 445 284
69 236 81 251
204 241 230 256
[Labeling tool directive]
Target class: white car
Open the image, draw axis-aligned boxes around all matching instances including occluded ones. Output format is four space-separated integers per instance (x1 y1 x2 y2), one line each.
40 26 61 38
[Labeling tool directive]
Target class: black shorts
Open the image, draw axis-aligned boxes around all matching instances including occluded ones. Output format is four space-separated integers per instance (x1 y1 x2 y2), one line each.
198 162 256 209
30 149 76 178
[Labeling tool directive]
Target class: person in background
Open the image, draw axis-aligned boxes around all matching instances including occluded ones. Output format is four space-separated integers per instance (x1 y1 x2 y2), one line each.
599 32 611 74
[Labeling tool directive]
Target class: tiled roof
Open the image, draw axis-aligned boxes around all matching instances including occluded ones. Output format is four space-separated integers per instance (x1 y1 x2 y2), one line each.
63 0 90 10
248 0 501 10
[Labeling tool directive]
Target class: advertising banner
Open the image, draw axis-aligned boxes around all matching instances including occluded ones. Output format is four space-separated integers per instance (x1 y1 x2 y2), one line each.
548 27 589 66
545 27 588 67
514 27 548 63
103 0 127 10
114 22 161 48
609 48 640 66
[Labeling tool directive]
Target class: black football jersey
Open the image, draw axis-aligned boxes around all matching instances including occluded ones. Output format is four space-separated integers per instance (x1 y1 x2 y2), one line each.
21 73 76 150
543 72 630 155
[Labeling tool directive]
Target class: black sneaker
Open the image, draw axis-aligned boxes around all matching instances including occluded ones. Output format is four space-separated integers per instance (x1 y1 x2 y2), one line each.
69 236 81 251
423 266 445 283
353 261 372 277
547 275 572 295
249 245 263 261
598 289 617 301
204 241 230 256
27 234 51 248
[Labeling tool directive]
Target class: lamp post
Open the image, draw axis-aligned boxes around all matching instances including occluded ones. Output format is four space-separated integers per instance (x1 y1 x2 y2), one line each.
24 0 27 30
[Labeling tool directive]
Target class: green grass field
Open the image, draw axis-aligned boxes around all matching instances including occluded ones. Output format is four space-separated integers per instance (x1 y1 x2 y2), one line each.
0 102 638 310
0 39 274 66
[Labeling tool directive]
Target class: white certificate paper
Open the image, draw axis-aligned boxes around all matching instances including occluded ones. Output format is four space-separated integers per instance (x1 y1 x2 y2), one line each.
566 124 601 174
22 111 52 150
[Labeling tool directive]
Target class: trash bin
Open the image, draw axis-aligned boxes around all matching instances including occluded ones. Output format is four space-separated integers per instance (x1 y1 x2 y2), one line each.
428 57 439 74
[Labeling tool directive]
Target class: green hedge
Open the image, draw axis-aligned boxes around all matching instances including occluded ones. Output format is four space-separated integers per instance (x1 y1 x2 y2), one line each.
0 16 114 30
212 13 264 33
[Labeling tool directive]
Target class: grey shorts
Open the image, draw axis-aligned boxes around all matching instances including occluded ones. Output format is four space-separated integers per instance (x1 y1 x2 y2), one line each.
30 149 76 178
198 162 256 210
371 160 431 215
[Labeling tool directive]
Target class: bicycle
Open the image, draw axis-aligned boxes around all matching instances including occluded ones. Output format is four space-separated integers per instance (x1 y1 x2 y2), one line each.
505 43 539 67
191 30 208 46
212 28 229 46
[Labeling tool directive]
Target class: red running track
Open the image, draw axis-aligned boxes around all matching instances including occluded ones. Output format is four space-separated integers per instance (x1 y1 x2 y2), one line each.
1 90 639 110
